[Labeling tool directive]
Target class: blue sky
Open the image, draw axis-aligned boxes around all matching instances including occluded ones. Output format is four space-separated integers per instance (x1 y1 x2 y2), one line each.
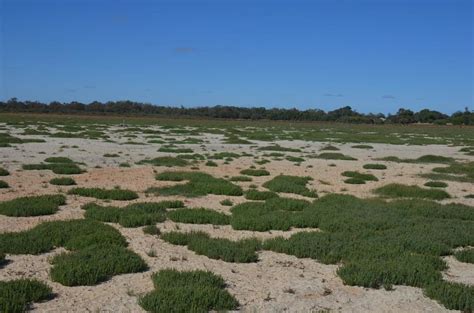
1 0 472 114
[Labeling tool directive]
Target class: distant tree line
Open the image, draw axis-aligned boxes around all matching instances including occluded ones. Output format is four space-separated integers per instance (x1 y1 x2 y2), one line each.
0 98 472 125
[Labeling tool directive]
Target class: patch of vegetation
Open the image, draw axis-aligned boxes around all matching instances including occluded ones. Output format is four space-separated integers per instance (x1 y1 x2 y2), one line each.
137 156 188 167
0 279 53 312
320 145 339 151
205 160 218 167
244 189 279 200
316 153 357 161
374 184 450 200
0 167 10 176
260 193 474 311
104 153 119 157
342 171 378 184
208 152 240 160
150 172 243 197
263 175 317 198
44 157 74 163
0 194 66 217
0 180 9 188
352 144 373 149
50 177 76 186
240 169 270 176
0 219 147 286
143 225 161 235
139 269 239 313
83 201 184 227
454 248 474 264
168 208 230 225
286 156 305 163
363 163 387 170
220 199 233 206
69 187 139 200
424 181 448 188
50 245 148 286
229 175 252 182
161 231 260 263
378 155 455 164
257 145 301 152
158 146 193 153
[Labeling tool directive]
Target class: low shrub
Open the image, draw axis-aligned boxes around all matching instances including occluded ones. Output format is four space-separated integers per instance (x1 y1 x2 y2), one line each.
220 199 233 206
344 177 366 184
50 177 76 186
161 231 260 263
374 184 450 200
0 194 65 217
286 156 305 163
257 145 301 152
229 175 252 182
363 163 387 170
317 153 357 161
0 279 53 312
143 225 161 235
342 171 378 182
158 146 193 153
244 190 279 200
454 248 474 264
0 180 9 188
240 169 270 176
320 145 339 151
263 175 317 198
50 244 148 286
168 208 230 225
424 181 448 188
69 187 139 200
137 157 188 167
205 160 218 167
151 172 243 197
139 269 239 313
0 167 9 176
352 144 373 149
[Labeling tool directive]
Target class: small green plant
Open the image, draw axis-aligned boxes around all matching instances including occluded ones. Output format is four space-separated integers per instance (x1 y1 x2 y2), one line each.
220 199 233 206
69 187 139 200
161 231 260 263
137 156 188 167
244 189 279 200
158 146 193 153
363 163 387 170
263 175 317 198
143 225 161 235
139 269 239 313
104 153 119 157
168 208 231 225
352 144 373 149
0 194 66 217
344 177 367 184
374 184 450 200
257 145 301 152
342 171 378 183
0 279 53 312
454 248 474 264
229 175 252 182
205 160 218 167
317 153 357 161
0 180 9 188
320 145 339 151
50 177 76 186
424 181 448 188
240 169 270 176
0 167 9 176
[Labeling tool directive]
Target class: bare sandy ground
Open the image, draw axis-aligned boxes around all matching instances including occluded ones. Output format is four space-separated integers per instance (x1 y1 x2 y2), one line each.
0 124 473 312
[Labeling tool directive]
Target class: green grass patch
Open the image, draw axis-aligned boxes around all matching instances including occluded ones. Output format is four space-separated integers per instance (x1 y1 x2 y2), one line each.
139 269 239 313
424 181 448 188
161 231 260 263
229 175 252 182
352 144 374 149
0 180 9 188
150 171 243 197
374 184 450 200
143 225 161 235
320 145 339 151
0 279 53 312
0 167 10 176
168 208 230 225
205 160 218 167
220 199 233 206
454 248 474 264
50 177 76 186
379 155 455 164
0 194 65 217
257 145 301 152
342 171 378 182
69 187 138 200
158 146 193 153
240 169 270 176
263 175 317 198
83 201 184 227
316 152 357 160
363 163 387 170
244 189 279 200
137 156 188 167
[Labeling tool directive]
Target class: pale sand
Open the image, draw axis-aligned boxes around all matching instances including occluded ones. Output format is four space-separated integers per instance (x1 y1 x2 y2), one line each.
0 125 473 312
